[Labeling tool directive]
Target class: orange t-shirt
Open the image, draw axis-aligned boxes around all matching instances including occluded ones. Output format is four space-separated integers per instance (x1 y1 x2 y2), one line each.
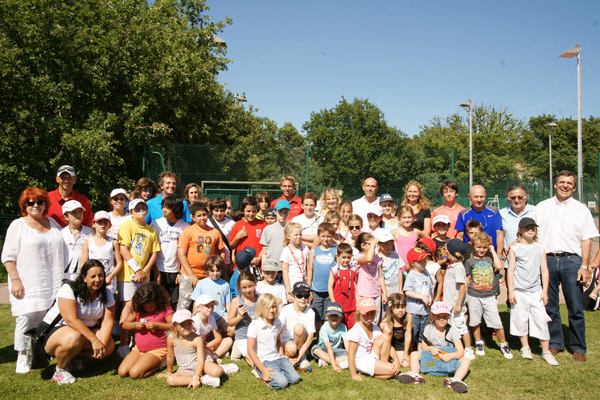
178 224 224 279
431 203 465 239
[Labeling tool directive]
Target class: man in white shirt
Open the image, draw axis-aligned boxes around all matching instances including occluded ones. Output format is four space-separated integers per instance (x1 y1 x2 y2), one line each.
352 177 379 222
535 170 599 362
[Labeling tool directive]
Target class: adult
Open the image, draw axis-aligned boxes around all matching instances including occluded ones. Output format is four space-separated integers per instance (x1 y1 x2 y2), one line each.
431 181 464 238
352 177 379 222
455 185 503 253
131 177 157 201
183 183 201 207
400 180 431 237
42 259 115 384
499 185 536 263
47 165 93 227
270 175 303 221
145 171 191 224
1 187 65 374
535 171 599 362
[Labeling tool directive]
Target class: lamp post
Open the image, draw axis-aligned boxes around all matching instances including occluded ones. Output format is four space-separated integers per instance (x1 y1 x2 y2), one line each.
460 99 473 188
234 93 247 106
546 122 557 197
559 44 583 200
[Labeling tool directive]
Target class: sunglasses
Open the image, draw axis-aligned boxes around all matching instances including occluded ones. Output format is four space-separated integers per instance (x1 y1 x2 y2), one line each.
295 293 310 299
349 225 361 230
26 200 45 207
509 196 525 200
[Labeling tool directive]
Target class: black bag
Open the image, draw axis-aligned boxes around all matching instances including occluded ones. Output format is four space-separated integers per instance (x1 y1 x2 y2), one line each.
24 312 62 369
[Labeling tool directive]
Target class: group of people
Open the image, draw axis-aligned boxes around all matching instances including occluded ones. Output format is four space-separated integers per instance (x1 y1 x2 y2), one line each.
2 166 598 393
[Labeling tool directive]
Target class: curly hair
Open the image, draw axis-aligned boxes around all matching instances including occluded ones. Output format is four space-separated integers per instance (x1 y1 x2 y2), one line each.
132 282 170 314
401 180 431 211
75 259 108 306
132 177 157 200
18 187 50 217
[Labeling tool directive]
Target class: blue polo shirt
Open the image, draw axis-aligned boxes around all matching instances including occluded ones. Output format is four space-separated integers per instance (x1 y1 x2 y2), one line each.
454 206 503 251
145 193 192 224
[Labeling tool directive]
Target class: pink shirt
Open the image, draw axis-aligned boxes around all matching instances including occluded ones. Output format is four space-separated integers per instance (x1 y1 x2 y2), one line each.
394 233 417 271
135 306 173 352
356 254 382 298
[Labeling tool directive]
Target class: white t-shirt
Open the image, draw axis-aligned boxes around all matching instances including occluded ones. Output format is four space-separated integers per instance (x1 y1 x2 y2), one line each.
279 303 316 340
107 213 131 240
346 322 382 360
247 318 284 363
207 216 234 264
291 213 320 237
352 197 379 223
256 281 288 308
280 245 310 287
192 314 217 341
151 217 189 273
61 225 93 280
43 283 115 327
426 262 441 289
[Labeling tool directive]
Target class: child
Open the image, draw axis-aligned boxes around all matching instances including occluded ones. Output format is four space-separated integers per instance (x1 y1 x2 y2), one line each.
399 302 470 393
224 197 234 218
151 195 189 309
443 239 474 360
117 198 160 358
257 260 287 307
307 222 337 330
356 233 387 324
208 197 235 275
328 243 358 329
315 210 351 247
364 204 386 237
177 202 225 311
229 247 256 298
507 218 557 365
228 271 259 367
61 200 93 280
377 229 404 299
279 282 316 369
465 232 512 359
280 222 310 303
347 297 402 381
230 196 267 276
247 294 301 390
191 256 234 356
81 211 123 295
379 193 399 231
339 200 353 230
392 206 418 268
118 283 173 379
255 192 271 221
260 200 290 270
312 302 349 371
264 208 276 225
380 293 411 368
403 248 433 348
431 180 464 239
416 237 443 302
431 214 451 268
346 214 363 248
291 192 320 247
107 188 131 239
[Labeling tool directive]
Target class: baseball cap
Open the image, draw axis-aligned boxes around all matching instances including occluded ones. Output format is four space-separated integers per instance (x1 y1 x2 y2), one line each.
195 294 219 306
518 217 538 229
129 198 146 211
93 210 111 222
235 247 257 269
379 193 394 203
432 214 451 226
366 203 383 217
326 302 344 317
265 208 276 217
275 200 291 211
172 309 194 324
357 297 377 314
110 188 127 198
261 259 280 272
407 247 428 264
292 281 311 295
56 165 76 177
375 229 394 243
431 301 452 315
62 200 85 214
446 238 466 255
417 237 437 255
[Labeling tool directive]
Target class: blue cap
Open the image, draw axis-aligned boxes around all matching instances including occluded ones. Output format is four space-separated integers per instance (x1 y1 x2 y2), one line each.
326 302 344 317
446 239 466 255
379 193 394 203
235 247 257 269
275 200 291 211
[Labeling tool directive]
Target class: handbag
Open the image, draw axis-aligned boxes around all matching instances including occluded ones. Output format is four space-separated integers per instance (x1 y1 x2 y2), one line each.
24 312 62 369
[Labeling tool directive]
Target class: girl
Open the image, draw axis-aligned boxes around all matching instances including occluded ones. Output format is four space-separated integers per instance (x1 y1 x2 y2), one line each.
132 177 157 201
400 302 470 393
507 218 557 365
230 196 267 273
107 188 130 239
281 222 310 303
347 297 402 381
158 309 220 389
339 200 353 229
80 211 123 295
255 192 271 221
247 293 301 390
392 206 419 269
224 197 234 218
346 214 363 248
291 192 320 247
400 181 431 238
118 283 173 379
228 271 260 369
356 233 387 324
318 188 342 219
380 293 411 368
379 193 399 231
323 210 350 246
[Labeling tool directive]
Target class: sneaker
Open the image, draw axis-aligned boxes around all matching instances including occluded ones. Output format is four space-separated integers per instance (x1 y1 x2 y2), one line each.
396 372 425 384
299 359 311 370
68 358 85 373
117 345 131 359
15 351 31 374
541 352 559 366
201 375 220 387
221 363 239 374
520 347 533 360
464 347 475 360
52 368 76 385
500 344 513 359
318 359 328 368
339 359 349 369
443 378 468 393
251 368 261 379
475 342 485 356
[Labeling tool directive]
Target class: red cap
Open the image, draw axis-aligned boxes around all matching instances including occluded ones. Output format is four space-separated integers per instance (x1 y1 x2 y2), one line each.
417 237 437 261
407 247 428 264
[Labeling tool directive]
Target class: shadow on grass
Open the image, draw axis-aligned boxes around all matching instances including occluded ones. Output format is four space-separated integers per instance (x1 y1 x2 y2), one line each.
0 344 15 365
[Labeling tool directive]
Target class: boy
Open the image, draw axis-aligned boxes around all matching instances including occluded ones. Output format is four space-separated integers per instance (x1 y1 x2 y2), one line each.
117 198 160 358
230 247 256 298
403 248 433 347
257 260 288 307
432 214 451 268
191 255 234 356
377 229 403 299
263 208 276 225
307 222 337 330
464 220 501 297
151 195 189 309
431 180 464 238
291 192 320 247
328 243 357 329
311 302 349 371
260 200 290 268
61 200 93 280
443 239 474 360
177 202 225 311
207 197 235 275
465 232 513 359
279 282 316 370
417 237 443 302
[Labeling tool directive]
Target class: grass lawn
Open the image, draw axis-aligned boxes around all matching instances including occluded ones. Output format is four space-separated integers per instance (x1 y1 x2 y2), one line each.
0 304 598 399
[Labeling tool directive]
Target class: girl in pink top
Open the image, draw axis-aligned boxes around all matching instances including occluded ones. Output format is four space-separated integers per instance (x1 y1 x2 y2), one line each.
356 233 387 324
392 206 418 273
119 283 173 379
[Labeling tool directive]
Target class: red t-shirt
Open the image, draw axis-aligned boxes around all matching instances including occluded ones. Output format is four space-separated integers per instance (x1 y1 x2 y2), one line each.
47 188 93 227
230 219 267 259
270 195 303 221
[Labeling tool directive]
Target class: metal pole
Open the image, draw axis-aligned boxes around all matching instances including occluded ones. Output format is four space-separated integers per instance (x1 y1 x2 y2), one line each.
548 126 553 197
305 141 310 193
469 106 473 188
577 45 583 201
451 149 455 180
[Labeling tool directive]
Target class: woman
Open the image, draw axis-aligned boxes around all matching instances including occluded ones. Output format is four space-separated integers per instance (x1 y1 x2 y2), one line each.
42 259 116 385
317 188 342 218
107 188 131 239
183 183 201 207
131 178 157 201
400 181 431 237
1 187 65 374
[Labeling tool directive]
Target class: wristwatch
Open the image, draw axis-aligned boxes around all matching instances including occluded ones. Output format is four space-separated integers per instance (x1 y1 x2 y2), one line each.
581 265 589 270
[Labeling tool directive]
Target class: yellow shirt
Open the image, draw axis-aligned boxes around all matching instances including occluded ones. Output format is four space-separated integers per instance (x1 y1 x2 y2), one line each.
118 219 160 282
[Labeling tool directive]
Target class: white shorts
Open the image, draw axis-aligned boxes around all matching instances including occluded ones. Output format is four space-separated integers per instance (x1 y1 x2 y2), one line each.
466 295 503 329
509 290 551 340
449 311 469 335
355 353 379 376
235 339 248 357
118 280 146 302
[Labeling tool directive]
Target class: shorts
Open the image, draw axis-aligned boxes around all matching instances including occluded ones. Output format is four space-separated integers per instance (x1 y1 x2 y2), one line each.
177 274 194 311
355 353 379 376
311 344 347 359
466 295 503 329
132 345 168 362
159 271 179 304
509 290 551 340
234 339 248 357
118 280 147 302
449 311 468 336
311 291 332 321
420 346 461 376
36 322 67 348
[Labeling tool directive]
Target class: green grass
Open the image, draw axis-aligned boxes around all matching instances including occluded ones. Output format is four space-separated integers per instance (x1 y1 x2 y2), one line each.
0 304 599 399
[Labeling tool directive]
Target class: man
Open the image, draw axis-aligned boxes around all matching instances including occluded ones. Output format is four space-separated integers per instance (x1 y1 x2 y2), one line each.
431 180 464 238
270 175 303 221
47 165 93 227
351 177 379 222
145 171 191 224
455 185 503 253
499 185 536 264
536 170 599 362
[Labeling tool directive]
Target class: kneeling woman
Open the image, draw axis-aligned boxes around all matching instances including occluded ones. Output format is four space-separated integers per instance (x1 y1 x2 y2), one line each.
41 259 115 385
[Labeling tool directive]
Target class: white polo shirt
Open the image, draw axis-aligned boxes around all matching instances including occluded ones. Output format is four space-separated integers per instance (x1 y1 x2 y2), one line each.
352 196 379 223
247 318 283 363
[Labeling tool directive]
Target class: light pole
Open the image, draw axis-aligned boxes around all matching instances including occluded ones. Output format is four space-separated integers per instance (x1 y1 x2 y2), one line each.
559 44 583 200
546 122 557 197
460 99 473 188
234 93 247 106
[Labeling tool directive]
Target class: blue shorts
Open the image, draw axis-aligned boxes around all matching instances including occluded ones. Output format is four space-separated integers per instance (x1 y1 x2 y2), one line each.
420 346 461 376
311 291 332 321
311 344 348 359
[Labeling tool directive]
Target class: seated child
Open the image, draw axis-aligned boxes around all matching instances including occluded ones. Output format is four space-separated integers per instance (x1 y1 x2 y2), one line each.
380 293 411 368
228 271 259 366
279 282 316 370
311 302 349 372
256 260 287 307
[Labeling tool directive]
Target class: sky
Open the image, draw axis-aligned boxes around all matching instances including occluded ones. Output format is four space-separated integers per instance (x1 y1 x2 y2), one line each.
206 0 600 137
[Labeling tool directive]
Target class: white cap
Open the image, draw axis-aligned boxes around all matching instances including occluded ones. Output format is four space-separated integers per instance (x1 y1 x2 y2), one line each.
62 200 85 214
110 188 127 198
195 294 219 306
93 210 111 222
56 165 76 177
129 198 146 210
366 203 383 217
432 214 451 226
375 229 394 243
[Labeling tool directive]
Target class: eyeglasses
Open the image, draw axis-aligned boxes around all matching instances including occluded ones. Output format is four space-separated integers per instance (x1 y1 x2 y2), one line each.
26 200 45 207
509 196 525 200
295 293 310 299
349 225 361 230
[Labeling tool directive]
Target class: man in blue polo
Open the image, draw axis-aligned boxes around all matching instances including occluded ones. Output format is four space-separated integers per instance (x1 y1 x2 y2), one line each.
499 185 535 262
145 171 192 224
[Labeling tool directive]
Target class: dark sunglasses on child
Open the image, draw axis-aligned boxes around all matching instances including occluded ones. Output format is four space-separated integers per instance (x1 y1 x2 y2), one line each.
295 293 310 299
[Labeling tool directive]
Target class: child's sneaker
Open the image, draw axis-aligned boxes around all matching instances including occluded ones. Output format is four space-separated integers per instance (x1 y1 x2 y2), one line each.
117 345 131 359
318 359 328 368
396 372 425 384
443 378 468 393
299 358 311 370
500 344 513 359
541 352 559 366
201 375 221 388
251 368 261 379
520 347 533 360
15 351 31 374
339 359 349 369
464 347 475 360
475 342 485 356
52 368 76 385
222 363 239 374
